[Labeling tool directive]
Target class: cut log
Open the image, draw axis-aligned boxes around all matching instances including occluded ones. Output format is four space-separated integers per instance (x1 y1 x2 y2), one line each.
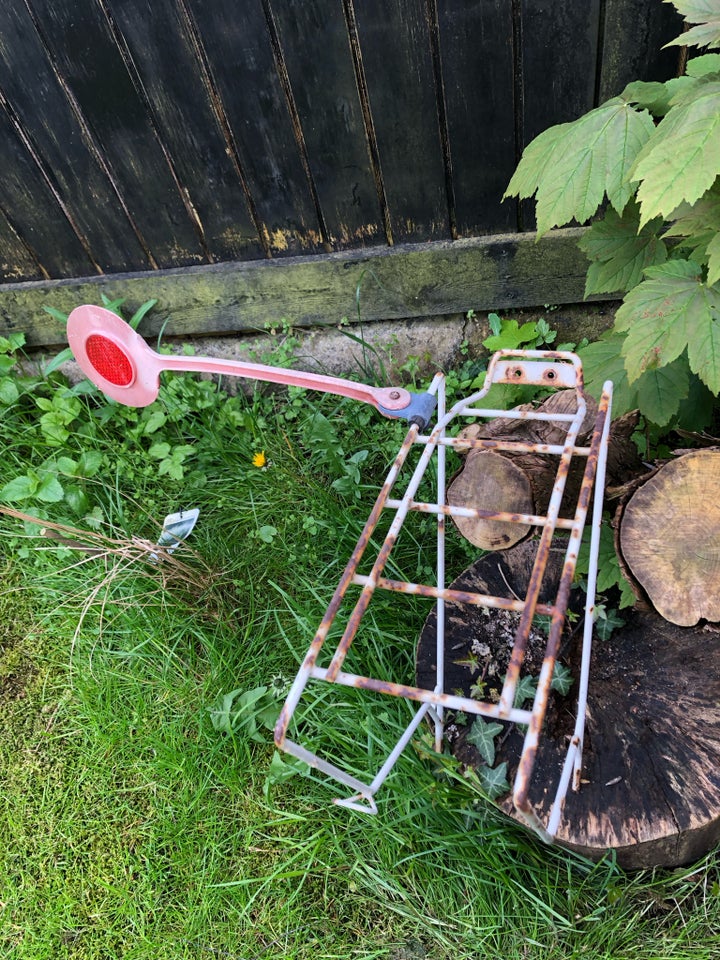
416 541 720 869
618 449 720 626
447 391 644 550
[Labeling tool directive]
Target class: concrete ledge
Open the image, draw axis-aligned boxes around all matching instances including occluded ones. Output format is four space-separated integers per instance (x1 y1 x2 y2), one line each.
0 229 597 348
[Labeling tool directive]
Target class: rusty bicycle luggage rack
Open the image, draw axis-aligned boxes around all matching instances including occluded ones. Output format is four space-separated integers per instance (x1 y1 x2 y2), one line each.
64 305 611 843
275 350 613 842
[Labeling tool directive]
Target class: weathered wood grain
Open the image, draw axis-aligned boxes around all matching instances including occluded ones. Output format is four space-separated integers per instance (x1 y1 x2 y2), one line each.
598 0 684 101
101 0 264 264
0 3 151 275
0 228 595 347
417 544 720 868
186 0 325 257
350 0 448 243
269 0 385 248
435 0 517 237
0 103 95 279
28 0 205 269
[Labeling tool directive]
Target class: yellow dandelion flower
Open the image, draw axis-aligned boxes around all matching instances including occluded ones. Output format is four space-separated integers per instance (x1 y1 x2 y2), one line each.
252 451 267 468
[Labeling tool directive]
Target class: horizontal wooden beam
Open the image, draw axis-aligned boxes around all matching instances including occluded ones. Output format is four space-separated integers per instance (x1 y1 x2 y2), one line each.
0 229 591 348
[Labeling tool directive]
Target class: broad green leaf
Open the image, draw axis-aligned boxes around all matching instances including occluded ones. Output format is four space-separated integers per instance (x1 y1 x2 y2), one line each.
675 372 716 429
579 204 667 296
467 718 503 766
506 100 654 235
621 80 672 114
0 377 19 404
635 356 690 425
631 82 720 226
36 474 65 503
504 124 570 200
687 53 720 76
577 331 638 415
686 284 720 392
665 1 720 49
616 261 707 381
664 183 720 278
0 474 38 502
482 319 540 351
476 761 510 800
77 450 103 477
707 232 720 285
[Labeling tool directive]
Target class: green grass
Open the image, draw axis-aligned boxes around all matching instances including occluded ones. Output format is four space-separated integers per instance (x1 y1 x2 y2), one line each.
1 330 720 959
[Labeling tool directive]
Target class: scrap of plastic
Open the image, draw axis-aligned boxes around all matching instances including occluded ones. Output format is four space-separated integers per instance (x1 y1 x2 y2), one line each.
149 508 200 562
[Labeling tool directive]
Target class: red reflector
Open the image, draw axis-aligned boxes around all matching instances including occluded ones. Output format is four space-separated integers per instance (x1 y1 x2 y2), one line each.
86 335 134 387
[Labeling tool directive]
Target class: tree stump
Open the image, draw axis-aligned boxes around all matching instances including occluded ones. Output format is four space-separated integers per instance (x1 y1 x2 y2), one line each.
618 449 720 626
416 541 720 869
447 392 644 550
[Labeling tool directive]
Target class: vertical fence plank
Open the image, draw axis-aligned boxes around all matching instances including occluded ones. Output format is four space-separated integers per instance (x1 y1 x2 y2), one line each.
351 0 449 243
185 0 325 258
518 0 602 230
0 209 45 283
269 0 385 249
0 106 96 278
101 0 265 264
27 0 207 269
599 0 684 101
0 3 153 275
520 0 602 143
435 0 518 238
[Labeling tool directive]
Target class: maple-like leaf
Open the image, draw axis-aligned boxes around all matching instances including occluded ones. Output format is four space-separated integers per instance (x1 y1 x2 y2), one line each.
477 761 510 800
505 99 655 236
616 260 720 393
467 718 503 766
665 183 720 284
579 203 667 296
630 81 720 226
665 1 720 49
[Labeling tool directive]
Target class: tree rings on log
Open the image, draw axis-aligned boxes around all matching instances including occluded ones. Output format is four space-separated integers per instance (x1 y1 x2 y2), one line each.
447 450 534 549
416 540 720 869
618 450 720 626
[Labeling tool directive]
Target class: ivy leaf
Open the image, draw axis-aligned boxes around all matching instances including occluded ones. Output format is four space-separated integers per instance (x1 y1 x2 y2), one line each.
665 2 720 50
505 99 655 236
467 718 503 766
550 663 574 697
477 761 510 800
595 607 626 641
513 674 538 708
630 82 720 226
615 261 709 381
579 203 667 296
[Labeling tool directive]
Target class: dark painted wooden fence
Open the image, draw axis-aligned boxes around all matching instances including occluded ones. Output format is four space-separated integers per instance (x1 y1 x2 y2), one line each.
0 0 681 344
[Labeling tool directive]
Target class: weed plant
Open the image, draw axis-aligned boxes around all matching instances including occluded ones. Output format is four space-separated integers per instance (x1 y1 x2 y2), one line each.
1 314 719 958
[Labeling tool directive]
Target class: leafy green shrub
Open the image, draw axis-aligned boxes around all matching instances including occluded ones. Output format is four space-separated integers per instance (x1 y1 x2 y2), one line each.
504 0 720 430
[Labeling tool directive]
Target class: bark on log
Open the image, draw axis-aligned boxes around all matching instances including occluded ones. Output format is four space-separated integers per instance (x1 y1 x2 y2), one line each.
618 449 720 626
416 541 720 869
447 392 644 550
